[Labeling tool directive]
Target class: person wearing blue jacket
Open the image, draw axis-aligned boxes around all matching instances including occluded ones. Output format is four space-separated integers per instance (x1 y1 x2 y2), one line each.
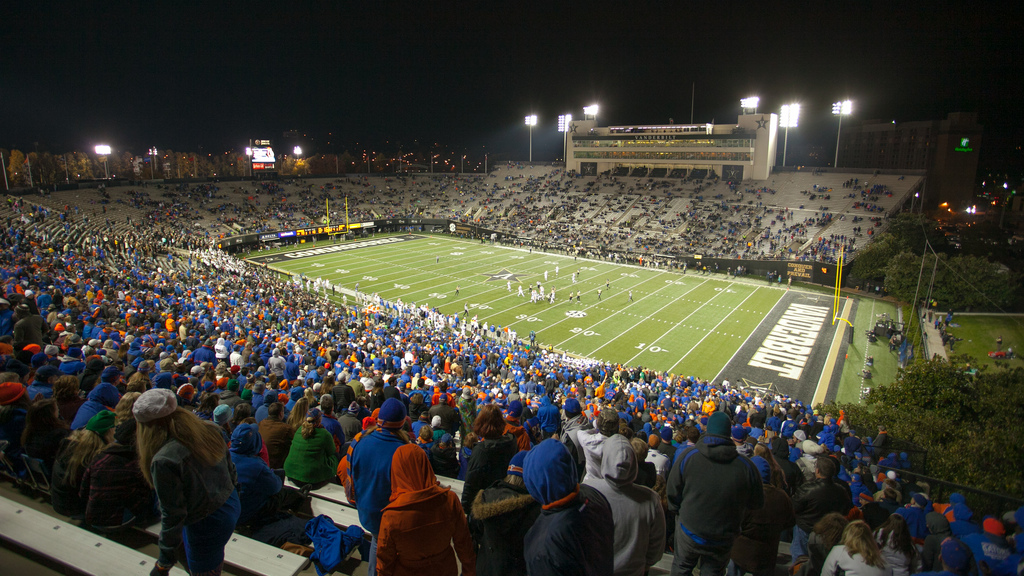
349 398 409 576
70 382 120 430
522 438 614 576
228 422 304 529
537 396 560 436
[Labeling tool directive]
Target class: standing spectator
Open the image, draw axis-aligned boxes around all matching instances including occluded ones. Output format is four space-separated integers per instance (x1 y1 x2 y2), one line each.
462 404 517 518
134 388 240 576
792 457 853 559
523 438 614 576
559 397 592 482
471 450 541 576
284 407 339 489
919 538 973 576
961 517 1012 575
0 381 30 473
728 455 796 576
349 397 410 576
589 434 666 576
874 514 920 576
579 407 620 484
375 443 476 576
666 411 765 576
920 513 953 573
820 520 892 576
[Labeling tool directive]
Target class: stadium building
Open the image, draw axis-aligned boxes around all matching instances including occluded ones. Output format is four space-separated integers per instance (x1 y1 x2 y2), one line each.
566 113 778 182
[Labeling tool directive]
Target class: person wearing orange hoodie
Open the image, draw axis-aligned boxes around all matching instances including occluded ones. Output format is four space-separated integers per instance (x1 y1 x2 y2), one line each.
502 400 532 452
376 443 476 576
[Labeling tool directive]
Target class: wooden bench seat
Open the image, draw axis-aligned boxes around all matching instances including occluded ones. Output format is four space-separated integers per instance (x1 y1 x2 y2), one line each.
0 496 189 576
143 521 308 576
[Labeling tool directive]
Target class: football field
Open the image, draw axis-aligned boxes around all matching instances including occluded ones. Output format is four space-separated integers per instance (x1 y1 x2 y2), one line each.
249 234 845 394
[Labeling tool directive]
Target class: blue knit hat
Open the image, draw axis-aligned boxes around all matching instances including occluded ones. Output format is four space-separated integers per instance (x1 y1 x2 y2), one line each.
505 400 523 419
562 398 581 415
507 449 528 478
660 426 673 442
378 398 407 429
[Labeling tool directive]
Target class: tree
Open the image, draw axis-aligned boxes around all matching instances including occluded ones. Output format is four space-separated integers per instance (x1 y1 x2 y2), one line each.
819 356 1024 498
6 149 27 187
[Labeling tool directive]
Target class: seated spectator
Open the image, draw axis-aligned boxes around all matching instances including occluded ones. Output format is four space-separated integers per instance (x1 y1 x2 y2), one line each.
376 443 476 576
26 364 61 400
470 450 541 576
21 398 70 473
283 407 338 489
796 513 849 576
259 402 293 469
919 538 974 576
229 422 306 528
70 381 120 430
53 375 84 424
51 412 116 517
0 381 31 473
894 492 931 541
821 520 893 576
79 419 155 527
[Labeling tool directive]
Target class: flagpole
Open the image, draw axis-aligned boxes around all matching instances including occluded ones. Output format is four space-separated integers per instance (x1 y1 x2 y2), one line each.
0 152 8 191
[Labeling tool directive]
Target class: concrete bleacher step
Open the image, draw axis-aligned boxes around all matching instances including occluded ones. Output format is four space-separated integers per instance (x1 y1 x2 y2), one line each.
0 496 189 576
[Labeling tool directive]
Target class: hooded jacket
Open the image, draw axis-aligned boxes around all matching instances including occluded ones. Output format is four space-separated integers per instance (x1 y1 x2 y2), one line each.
350 427 408 535
471 480 541 576
230 423 282 524
560 412 593 482
578 426 609 485
587 435 665 576
70 383 120 430
376 443 476 576
461 434 517 515
666 434 765 547
537 397 560 434
771 437 805 495
921 512 953 573
283 424 339 485
523 439 614 576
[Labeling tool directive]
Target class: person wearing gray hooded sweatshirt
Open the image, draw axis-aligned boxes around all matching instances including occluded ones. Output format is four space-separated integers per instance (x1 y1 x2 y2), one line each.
588 434 666 576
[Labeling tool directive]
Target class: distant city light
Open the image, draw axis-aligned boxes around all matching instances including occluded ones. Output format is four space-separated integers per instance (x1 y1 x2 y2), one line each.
293 146 302 155
245 147 252 157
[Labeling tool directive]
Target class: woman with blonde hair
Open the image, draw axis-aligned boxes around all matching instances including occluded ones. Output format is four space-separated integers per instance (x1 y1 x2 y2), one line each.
50 411 116 517
133 388 239 576
114 392 141 424
286 397 309 429
821 520 892 576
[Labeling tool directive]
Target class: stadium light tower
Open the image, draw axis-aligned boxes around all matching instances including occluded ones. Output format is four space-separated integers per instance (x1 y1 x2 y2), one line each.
583 104 599 121
779 104 800 167
245 147 252 178
525 114 538 162
741 96 760 114
832 99 853 167
149 147 158 179
558 114 573 165
94 144 111 179
293 146 302 156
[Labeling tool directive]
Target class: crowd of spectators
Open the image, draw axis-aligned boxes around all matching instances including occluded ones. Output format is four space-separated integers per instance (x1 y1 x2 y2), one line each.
3 183 1016 576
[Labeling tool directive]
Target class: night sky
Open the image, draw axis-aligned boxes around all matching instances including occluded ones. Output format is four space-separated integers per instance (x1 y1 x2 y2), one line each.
3 2 1021 170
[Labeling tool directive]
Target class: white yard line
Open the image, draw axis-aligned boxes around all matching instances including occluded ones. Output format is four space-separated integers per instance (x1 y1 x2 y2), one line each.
711 291 790 383
666 287 760 373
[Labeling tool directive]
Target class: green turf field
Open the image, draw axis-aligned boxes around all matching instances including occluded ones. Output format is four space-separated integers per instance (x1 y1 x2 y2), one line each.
945 314 1024 370
255 235 790 378
249 234 915 405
